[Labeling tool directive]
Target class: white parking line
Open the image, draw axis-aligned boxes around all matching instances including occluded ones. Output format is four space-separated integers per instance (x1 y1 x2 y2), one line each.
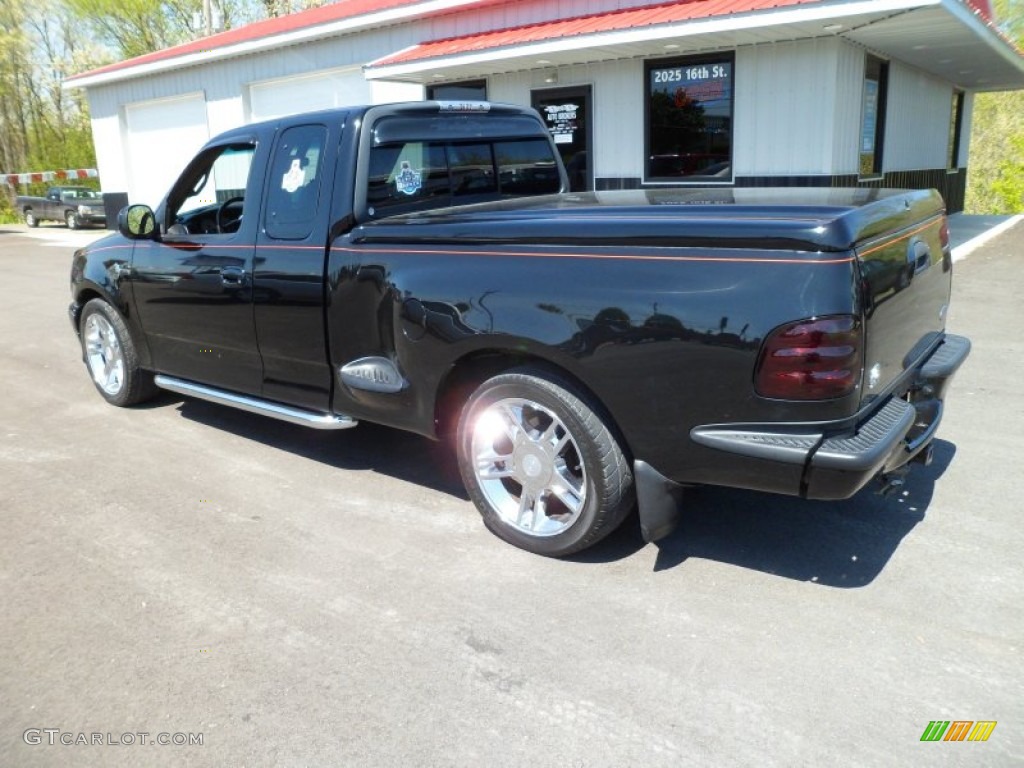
7 227 109 248
952 215 1023 263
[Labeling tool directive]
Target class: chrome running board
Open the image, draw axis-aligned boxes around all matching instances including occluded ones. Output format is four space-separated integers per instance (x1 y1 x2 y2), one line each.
154 375 358 430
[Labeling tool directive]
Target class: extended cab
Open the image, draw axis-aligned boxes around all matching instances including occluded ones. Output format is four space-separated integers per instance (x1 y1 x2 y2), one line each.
69 102 970 557
19 186 106 229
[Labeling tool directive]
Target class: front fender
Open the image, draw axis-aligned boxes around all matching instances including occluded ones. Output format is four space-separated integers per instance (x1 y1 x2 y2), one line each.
70 238 152 368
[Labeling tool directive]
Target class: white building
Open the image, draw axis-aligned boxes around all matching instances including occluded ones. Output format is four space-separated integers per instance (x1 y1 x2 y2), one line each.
65 0 1024 220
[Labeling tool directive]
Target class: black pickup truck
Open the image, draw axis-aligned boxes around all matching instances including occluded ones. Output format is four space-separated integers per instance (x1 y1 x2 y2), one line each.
69 101 969 557
18 186 106 229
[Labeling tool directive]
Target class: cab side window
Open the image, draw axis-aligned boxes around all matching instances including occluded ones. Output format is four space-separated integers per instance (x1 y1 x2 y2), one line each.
165 143 255 236
264 125 328 240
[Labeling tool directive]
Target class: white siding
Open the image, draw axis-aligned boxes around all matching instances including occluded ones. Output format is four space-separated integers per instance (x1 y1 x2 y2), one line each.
207 95 244 137
831 39 865 176
248 67 370 121
489 59 645 180
733 38 842 176
86 107 129 192
883 61 956 172
370 79 424 104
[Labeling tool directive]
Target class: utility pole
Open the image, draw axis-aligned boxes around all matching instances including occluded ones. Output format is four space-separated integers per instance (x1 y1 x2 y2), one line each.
203 0 212 35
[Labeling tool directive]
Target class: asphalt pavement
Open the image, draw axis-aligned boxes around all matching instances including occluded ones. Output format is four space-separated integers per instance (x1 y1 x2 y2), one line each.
0 219 1021 767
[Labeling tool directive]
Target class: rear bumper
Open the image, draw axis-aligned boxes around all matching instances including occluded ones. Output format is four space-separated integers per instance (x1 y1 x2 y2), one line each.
689 333 971 501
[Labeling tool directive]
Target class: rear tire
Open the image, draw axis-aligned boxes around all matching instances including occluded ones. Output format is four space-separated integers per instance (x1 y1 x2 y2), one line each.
66 211 80 230
80 299 157 407
456 366 634 557
24 209 38 227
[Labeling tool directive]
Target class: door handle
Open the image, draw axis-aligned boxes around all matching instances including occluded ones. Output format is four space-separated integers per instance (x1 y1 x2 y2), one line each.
220 266 246 284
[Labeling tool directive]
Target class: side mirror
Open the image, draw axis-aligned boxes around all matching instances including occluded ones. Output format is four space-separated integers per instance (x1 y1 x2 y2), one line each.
117 204 157 240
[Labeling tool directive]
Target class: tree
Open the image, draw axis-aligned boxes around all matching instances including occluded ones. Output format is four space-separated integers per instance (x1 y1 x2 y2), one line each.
261 0 328 18
63 0 204 59
2 0 332 221
965 0 1024 213
0 0 104 219
0 0 31 175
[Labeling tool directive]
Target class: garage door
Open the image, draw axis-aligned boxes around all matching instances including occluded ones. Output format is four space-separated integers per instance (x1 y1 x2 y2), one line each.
125 94 210 208
248 68 371 123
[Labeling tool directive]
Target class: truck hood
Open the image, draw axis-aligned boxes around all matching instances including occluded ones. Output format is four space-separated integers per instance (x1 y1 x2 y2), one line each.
359 187 946 254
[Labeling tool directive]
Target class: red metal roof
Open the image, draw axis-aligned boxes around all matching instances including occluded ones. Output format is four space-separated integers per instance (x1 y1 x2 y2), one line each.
371 0 822 68
67 0 480 82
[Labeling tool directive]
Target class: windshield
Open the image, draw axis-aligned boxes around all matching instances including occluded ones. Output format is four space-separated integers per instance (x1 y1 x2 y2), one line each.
61 188 99 200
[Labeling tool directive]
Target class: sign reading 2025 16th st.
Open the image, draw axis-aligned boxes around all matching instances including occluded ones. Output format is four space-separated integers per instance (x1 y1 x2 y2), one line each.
652 64 729 83
649 61 732 116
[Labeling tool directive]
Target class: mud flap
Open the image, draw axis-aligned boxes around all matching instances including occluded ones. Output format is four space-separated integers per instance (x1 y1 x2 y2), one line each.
634 460 684 542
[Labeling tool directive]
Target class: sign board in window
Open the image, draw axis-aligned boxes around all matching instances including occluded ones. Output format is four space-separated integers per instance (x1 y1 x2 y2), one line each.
861 80 878 153
542 103 579 145
532 86 591 192
859 55 888 178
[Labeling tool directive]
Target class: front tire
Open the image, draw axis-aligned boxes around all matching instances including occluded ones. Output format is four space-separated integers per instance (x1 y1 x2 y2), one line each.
24 209 38 227
80 299 157 406
66 211 80 230
456 367 635 557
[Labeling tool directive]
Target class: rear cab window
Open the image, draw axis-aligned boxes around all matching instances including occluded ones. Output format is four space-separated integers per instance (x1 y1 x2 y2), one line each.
360 104 564 220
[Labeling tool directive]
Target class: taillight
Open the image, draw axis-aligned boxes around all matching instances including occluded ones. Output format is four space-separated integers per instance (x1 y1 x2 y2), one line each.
755 315 863 400
939 217 950 251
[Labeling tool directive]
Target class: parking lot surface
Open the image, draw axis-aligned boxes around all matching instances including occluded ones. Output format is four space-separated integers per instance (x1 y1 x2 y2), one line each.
1 221 1021 767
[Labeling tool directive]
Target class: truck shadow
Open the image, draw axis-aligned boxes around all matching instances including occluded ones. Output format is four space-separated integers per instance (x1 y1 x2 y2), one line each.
170 392 952 586
170 394 467 498
577 439 957 586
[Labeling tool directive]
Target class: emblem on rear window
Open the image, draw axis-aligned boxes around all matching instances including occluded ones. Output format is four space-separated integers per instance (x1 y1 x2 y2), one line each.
395 161 422 196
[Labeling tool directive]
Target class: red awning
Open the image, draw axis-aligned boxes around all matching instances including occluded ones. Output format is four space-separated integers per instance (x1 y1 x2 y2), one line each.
372 0 822 68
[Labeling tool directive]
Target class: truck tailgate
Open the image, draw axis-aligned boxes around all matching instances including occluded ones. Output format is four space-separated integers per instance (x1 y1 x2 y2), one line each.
856 206 951 407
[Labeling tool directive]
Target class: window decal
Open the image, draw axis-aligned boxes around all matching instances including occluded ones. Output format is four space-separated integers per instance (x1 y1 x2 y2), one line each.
281 159 305 193
542 104 579 145
395 161 423 196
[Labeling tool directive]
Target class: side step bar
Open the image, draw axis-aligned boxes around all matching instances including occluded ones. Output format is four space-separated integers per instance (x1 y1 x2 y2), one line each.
154 375 358 430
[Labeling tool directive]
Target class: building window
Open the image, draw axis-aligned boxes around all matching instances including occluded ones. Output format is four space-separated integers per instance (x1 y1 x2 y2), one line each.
426 79 487 101
645 54 734 182
859 54 889 179
948 90 964 170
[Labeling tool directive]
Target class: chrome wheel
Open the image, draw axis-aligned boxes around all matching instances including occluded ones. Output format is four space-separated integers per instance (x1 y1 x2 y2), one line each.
25 210 36 227
470 397 587 537
84 313 125 395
